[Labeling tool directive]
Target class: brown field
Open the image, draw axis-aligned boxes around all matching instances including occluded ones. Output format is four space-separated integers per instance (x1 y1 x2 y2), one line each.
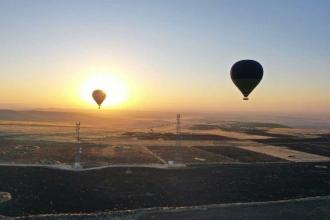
0 112 330 218
195 146 286 163
0 115 329 167
1 162 330 217
83 145 162 166
147 146 236 164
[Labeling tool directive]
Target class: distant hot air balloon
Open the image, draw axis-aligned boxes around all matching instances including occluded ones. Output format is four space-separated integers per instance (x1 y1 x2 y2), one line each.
230 60 263 100
92 89 106 109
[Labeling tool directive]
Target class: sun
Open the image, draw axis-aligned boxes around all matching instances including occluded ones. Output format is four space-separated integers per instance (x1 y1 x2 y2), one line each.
81 73 129 108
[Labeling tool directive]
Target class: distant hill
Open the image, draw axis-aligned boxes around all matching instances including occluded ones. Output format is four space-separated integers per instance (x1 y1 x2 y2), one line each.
0 109 329 130
0 109 176 128
0 109 103 122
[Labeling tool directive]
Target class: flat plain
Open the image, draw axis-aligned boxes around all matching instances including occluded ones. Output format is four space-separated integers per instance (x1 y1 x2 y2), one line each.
0 110 329 217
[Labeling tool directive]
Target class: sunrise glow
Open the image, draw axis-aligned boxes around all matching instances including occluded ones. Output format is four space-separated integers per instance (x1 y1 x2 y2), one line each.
81 73 129 108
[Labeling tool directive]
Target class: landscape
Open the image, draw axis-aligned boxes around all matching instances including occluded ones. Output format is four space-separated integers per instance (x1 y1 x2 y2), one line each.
1 0 330 219
0 110 329 218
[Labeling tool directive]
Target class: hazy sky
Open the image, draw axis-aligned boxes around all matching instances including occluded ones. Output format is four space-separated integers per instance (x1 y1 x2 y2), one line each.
0 0 329 113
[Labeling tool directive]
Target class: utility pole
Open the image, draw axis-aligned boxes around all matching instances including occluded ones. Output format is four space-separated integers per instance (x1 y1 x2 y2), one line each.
175 114 181 164
74 122 82 169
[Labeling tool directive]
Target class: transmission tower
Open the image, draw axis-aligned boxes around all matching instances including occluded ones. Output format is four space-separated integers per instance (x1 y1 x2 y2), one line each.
175 114 181 164
74 122 82 169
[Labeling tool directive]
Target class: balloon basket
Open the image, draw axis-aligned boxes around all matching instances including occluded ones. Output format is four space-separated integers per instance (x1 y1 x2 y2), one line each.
243 97 249 100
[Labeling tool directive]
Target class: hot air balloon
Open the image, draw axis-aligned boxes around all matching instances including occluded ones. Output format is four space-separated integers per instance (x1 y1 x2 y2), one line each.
230 60 263 100
92 89 106 109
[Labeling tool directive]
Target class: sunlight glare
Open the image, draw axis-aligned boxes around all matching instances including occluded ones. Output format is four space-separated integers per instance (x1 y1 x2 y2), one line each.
81 73 129 108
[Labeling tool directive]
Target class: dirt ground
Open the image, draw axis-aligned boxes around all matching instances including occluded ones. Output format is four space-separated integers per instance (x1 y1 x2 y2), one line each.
147 146 236 164
195 146 286 163
21 196 330 220
0 162 329 217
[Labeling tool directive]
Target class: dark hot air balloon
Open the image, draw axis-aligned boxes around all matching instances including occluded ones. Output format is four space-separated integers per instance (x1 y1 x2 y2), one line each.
92 89 106 109
230 60 263 100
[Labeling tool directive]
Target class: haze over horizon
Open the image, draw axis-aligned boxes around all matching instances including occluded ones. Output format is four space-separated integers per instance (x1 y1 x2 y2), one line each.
1 0 329 113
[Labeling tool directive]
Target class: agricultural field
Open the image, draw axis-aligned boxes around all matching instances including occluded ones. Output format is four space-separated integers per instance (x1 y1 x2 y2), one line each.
0 112 329 167
0 111 329 217
1 162 330 217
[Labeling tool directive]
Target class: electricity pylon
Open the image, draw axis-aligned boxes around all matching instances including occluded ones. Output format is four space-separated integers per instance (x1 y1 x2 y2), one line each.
74 122 82 169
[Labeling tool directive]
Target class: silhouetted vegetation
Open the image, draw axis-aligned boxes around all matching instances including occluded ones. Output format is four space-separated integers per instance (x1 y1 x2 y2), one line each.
0 163 329 216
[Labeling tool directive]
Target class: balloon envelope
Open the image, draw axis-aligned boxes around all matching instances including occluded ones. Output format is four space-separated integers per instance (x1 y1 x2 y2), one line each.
230 60 263 100
92 89 106 109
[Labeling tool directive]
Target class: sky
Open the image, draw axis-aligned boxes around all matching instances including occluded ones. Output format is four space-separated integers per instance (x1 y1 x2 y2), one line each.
0 0 329 113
